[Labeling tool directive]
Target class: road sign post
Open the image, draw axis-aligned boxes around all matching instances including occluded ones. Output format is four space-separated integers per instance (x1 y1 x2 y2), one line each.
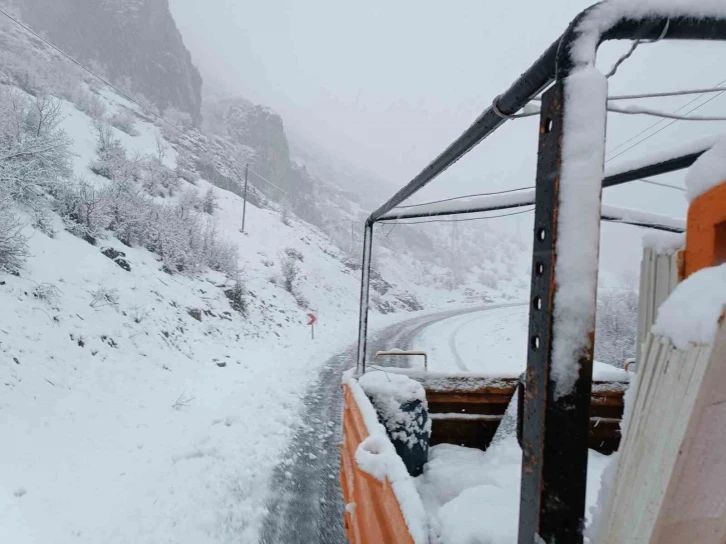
307 313 317 339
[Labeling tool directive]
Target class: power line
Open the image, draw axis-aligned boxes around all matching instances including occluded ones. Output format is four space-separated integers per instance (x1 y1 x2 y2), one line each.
638 178 684 191
607 86 726 101
606 89 726 163
247 168 287 194
605 78 726 161
607 103 726 121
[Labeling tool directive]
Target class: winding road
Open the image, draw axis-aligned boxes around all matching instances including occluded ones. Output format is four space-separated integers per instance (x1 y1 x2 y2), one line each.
258 303 524 544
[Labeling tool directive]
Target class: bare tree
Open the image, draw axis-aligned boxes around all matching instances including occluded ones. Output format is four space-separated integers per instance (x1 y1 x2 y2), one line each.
29 93 64 138
595 287 639 367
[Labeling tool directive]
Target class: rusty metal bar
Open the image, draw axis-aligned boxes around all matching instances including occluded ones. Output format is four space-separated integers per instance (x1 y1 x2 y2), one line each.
373 350 428 371
519 83 597 544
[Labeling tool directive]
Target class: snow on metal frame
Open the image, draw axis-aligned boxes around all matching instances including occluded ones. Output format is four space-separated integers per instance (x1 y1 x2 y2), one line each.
603 136 717 186
685 135 726 202
600 205 684 232
380 189 536 221
548 0 726 398
377 134 717 222
380 194 684 233
550 66 608 398
567 0 726 71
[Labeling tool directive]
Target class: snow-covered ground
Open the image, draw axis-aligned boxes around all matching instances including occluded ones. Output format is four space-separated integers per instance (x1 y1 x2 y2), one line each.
415 437 610 544
411 305 630 381
0 85 423 543
0 186 367 543
0 17 539 543
0 57 531 542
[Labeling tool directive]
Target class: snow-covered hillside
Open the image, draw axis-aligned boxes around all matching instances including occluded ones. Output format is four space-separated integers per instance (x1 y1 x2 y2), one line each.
0 90 367 543
0 16 532 543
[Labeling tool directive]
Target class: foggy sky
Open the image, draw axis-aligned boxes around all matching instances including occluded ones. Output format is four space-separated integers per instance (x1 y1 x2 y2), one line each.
169 0 726 236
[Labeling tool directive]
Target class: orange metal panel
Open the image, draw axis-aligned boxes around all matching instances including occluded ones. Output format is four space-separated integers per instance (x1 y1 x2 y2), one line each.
685 181 726 277
340 384 417 544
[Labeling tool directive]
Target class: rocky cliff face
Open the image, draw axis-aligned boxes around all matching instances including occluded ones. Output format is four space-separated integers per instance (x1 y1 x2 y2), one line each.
203 97 321 225
223 103 292 196
17 0 202 123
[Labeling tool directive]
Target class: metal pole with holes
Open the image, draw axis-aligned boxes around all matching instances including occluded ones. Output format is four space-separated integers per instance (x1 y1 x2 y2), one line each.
355 221 374 375
518 82 601 544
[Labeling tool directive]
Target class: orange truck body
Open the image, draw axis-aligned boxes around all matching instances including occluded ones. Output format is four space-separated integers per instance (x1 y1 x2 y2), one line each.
685 181 726 277
340 384 416 544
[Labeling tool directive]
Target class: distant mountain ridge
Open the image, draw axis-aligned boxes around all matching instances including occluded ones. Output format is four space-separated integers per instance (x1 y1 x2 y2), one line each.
15 0 202 123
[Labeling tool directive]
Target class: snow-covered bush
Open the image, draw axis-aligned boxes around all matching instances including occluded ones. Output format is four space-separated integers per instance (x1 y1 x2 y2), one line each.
202 187 216 215
179 187 202 213
109 109 138 136
104 179 149 247
280 203 291 226
224 276 248 315
141 157 179 197
54 178 109 244
0 88 72 207
31 206 56 238
201 223 238 276
74 89 106 120
144 203 199 274
0 88 72 269
56 174 238 277
175 149 199 184
595 288 638 368
142 202 237 277
89 121 134 181
280 251 299 294
284 247 304 262
0 192 27 272
90 285 120 309
32 282 61 309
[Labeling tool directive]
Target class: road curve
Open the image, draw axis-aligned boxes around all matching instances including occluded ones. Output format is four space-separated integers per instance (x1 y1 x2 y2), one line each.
257 304 520 544
448 303 529 371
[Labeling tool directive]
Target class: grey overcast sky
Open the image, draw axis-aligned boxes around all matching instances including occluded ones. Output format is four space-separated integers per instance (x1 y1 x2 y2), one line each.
169 0 726 220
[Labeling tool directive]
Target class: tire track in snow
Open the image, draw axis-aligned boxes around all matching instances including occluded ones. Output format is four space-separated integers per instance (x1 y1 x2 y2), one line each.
446 303 529 371
257 304 522 543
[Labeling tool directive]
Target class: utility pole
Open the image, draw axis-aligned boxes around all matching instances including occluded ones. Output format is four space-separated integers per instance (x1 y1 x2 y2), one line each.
351 221 355 254
240 163 249 233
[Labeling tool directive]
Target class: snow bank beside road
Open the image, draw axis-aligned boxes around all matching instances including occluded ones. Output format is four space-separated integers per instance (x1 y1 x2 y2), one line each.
416 437 610 544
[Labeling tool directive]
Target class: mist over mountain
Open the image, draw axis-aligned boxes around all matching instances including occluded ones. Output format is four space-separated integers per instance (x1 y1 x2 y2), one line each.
14 0 202 123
